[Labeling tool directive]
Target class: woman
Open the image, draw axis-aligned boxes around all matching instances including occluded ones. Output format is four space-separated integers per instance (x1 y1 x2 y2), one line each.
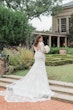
0 35 55 102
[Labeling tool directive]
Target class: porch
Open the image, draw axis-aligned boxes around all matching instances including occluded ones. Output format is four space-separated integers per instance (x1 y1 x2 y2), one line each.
33 31 67 47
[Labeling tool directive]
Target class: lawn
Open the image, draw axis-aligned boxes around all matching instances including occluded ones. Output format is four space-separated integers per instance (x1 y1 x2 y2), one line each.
46 64 73 83
11 64 73 83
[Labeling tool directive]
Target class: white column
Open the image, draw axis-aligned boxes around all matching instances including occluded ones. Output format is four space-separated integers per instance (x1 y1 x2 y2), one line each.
59 18 61 34
49 36 51 47
57 37 60 47
65 37 67 47
66 17 69 34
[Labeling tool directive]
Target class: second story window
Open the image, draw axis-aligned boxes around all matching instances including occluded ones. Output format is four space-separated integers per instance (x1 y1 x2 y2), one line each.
69 18 71 33
58 19 59 33
61 18 66 32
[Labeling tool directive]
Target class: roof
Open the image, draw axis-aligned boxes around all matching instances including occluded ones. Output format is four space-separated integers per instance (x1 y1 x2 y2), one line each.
33 31 66 37
63 1 73 8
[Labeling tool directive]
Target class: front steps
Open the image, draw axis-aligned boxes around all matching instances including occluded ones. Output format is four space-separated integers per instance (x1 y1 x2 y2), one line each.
49 80 73 103
0 75 73 103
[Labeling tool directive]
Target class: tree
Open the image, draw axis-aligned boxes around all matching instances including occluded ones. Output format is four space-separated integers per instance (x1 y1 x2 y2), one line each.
0 5 33 46
0 0 62 19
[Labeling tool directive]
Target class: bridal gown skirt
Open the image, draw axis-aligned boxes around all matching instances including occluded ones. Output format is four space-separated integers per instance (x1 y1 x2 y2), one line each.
0 51 55 102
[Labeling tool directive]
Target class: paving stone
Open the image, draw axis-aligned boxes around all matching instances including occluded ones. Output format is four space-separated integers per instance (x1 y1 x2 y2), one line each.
0 88 73 110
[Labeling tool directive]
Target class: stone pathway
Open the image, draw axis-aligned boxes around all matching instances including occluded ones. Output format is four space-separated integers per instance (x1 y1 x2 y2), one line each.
0 88 73 110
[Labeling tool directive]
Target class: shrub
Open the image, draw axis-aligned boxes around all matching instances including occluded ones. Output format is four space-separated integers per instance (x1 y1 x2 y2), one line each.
2 47 34 73
67 48 73 54
7 65 15 74
49 48 59 54
48 47 73 55
45 54 73 66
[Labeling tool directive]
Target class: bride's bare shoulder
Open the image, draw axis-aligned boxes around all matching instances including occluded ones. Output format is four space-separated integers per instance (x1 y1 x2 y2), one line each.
39 42 44 46
39 42 44 44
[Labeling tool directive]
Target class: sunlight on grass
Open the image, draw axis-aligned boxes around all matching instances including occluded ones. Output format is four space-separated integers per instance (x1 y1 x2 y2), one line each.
13 70 28 76
46 64 73 82
12 64 73 83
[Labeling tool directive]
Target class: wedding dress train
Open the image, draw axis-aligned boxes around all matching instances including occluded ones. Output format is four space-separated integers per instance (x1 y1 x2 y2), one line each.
0 42 55 102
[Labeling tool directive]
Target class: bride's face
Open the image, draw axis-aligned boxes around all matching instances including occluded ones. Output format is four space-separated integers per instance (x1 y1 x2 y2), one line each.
39 36 43 42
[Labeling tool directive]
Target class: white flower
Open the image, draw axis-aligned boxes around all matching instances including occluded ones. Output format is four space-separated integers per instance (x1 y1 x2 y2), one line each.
44 45 50 53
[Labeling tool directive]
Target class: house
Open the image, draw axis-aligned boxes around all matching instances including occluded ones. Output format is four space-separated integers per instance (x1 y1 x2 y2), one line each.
33 1 73 47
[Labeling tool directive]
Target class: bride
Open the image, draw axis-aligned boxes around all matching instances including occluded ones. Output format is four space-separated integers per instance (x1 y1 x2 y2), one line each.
0 35 55 102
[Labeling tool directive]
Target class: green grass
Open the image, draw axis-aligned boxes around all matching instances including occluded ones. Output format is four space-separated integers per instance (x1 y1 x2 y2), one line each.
46 64 73 83
12 69 28 76
11 64 73 83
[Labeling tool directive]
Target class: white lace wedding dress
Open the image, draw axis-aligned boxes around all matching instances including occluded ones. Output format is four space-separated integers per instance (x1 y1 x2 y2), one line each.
0 42 55 102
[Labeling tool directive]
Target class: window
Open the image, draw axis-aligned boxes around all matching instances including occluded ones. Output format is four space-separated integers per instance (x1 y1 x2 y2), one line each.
61 18 66 32
69 18 71 32
58 19 59 32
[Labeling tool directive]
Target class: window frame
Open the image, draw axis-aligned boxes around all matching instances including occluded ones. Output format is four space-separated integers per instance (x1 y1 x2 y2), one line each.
61 18 66 32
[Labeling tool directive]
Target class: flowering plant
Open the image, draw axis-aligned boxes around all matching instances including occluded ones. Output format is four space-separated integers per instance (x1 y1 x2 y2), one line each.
44 45 50 53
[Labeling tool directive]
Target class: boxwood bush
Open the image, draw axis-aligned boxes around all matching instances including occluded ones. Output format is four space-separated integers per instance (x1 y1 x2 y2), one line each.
48 47 73 55
49 48 59 54
67 48 73 54
45 54 73 66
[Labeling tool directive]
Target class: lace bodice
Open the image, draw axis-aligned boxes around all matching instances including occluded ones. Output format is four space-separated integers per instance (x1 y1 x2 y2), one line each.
34 42 45 63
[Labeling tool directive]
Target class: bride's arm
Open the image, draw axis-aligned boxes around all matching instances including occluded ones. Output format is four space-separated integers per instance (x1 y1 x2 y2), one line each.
39 42 46 53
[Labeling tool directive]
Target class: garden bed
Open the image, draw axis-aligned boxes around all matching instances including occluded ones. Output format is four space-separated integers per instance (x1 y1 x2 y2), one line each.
2 47 73 74
45 54 73 66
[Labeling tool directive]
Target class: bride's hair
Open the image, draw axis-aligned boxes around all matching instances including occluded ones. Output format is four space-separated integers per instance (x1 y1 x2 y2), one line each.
34 35 42 47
